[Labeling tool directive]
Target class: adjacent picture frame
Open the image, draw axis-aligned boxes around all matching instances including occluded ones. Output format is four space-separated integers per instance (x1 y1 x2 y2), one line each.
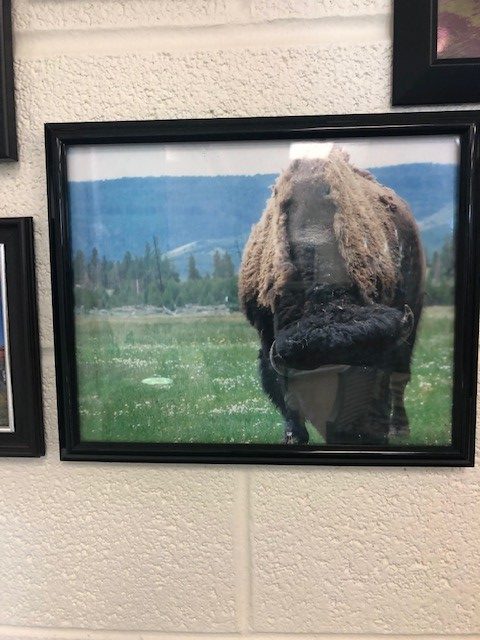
0 218 44 456
46 111 479 466
0 0 17 160
393 0 480 105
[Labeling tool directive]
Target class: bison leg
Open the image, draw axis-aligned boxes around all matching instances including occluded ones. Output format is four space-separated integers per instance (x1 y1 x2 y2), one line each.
388 341 415 438
258 349 309 445
389 372 411 437
283 408 309 445
365 371 391 444
326 369 391 445
387 301 421 438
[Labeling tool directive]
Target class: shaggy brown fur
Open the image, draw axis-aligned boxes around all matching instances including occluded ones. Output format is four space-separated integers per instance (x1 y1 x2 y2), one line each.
238 168 296 311
239 147 419 310
326 149 402 302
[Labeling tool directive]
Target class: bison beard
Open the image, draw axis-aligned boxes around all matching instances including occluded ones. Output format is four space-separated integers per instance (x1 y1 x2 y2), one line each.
238 150 425 446
272 302 409 372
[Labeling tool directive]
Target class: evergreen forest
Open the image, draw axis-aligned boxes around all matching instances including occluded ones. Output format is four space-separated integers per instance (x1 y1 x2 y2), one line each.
72 236 455 312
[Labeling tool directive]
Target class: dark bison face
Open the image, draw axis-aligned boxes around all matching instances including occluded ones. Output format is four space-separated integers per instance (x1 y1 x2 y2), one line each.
284 161 351 291
272 160 414 373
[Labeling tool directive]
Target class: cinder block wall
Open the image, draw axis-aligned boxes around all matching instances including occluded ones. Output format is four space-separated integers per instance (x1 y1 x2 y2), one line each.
0 1 479 638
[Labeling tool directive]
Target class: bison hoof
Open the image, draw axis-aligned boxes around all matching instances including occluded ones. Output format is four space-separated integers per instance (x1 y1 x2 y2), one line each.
283 431 309 445
388 421 410 438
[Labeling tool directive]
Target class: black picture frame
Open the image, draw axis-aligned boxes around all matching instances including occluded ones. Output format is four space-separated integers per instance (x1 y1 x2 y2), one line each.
393 0 480 106
0 0 17 160
0 218 44 456
46 111 479 466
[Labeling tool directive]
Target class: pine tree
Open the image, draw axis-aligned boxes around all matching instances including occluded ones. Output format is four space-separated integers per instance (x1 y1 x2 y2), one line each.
425 236 455 306
88 248 100 288
141 243 152 303
120 251 133 280
440 236 454 279
152 236 164 293
221 252 235 278
100 256 109 289
431 250 441 283
188 255 201 280
213 250 222 278
161 255 180 282
213 250 236 278
73 250 87 286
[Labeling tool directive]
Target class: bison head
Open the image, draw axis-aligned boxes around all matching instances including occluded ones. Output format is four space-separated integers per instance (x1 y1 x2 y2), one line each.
268 152 417 374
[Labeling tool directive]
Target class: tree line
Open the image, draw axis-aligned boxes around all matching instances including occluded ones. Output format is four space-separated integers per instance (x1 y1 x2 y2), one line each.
73 235 455 312
424 236 454 306
73 241 239 311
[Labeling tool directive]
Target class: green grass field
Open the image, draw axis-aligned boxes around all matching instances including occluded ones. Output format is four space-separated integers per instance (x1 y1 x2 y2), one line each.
75 306 454 446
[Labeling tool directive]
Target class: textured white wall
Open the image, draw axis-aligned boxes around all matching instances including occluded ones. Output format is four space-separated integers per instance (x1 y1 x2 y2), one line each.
0 1 479 639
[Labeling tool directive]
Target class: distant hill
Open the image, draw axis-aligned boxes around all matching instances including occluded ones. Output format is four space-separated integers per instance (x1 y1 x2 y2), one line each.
415 201 455 257
68 162 457 277
68 174 276 273
368 163 458 223
368 163 457 257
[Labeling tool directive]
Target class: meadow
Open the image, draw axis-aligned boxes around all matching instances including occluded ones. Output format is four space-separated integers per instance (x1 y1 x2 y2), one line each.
75 306 454 446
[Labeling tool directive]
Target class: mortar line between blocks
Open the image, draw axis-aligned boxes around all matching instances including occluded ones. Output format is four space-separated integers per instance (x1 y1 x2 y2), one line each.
233 468 252 635
14 14 390 59
0 626 477 639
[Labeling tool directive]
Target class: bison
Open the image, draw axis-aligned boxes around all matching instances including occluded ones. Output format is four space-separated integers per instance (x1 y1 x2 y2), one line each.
239 148 425 445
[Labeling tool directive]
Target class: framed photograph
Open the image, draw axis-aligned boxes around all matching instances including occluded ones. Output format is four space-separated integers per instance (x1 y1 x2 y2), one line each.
393 0 480 105
46 112 479 465
0 0 17 160
0 218 44 456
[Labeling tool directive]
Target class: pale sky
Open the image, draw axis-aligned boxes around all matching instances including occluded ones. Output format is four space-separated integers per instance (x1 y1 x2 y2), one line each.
67 135 460 182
